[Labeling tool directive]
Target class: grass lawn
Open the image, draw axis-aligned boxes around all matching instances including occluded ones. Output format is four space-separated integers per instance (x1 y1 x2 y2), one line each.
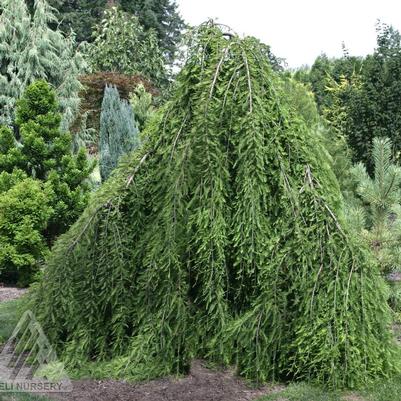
0 300 50 401
0 300 23 344
259 375 401 401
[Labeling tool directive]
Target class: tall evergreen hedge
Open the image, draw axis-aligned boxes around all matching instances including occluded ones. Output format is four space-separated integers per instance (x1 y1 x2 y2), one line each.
31 23 400 388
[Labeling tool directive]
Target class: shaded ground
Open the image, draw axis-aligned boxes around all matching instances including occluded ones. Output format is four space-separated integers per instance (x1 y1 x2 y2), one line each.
0 293 394 401
46 361 283 401
1 294 283 401
0 287 27 303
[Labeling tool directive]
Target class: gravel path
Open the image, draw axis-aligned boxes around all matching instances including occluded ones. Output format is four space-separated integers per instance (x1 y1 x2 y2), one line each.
0 287 27 302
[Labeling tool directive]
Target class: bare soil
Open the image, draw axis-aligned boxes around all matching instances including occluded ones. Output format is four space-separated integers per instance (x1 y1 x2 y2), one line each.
46 360 283 401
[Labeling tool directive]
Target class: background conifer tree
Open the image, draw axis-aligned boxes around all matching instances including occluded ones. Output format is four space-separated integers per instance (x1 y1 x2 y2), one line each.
297 23 401 171
31 0 185 64
348 137 401 274
99 85 140 182
0 80 94 243
118 0 185 63
0 0 86 129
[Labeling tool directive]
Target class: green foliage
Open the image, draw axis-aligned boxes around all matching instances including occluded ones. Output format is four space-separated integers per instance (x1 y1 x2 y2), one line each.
99 85 139 182
85 7 166 86
323 70 372 168
119 0 185 63
280 77 319 128
15 81 94 239
38 0 184 64
282 77 354 198
294 53 363 112
74 71 153 139
0 0 86 129
348 138 401 273
0 172 52 286
72 111 98 154
346 138 401 312
0 300 53 401
307 23 401 170
0 81 94 284
0 300 23 344
0 127 25 173
180 23 285 75
129 84 155 130
15 79 59 129
361 375 401 401
29 0 106 45
31 23 399 389
294 54 332 109
350 23 401 168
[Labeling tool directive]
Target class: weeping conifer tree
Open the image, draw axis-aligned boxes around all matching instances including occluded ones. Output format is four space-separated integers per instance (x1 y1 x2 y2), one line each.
31 23 400 388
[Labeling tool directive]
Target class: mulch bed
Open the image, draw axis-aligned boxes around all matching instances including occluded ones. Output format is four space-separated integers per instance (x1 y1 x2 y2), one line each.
46 360 283 401
0 287 27 303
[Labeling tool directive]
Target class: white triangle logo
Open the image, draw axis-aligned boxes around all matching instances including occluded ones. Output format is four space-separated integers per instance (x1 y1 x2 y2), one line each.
0 310 72 393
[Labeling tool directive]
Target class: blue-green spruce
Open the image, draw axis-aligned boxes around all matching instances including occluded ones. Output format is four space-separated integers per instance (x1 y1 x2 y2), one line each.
99 85 140 182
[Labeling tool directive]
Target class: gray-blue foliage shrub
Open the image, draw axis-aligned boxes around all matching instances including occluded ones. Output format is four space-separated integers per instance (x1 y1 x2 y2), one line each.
99 85 139 182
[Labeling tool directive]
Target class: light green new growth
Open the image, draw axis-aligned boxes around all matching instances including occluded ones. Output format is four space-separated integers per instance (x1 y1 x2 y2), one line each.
130 84 155 131
31 23 400 389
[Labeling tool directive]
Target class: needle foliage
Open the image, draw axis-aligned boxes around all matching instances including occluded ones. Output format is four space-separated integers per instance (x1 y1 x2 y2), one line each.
31 23 400 388
99 85 139 182
0 0 86 130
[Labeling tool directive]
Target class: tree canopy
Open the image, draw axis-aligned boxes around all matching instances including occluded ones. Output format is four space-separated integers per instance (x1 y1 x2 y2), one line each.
296 23 401 171
34 0 185 63
31 23 398 388
119 0 185 63
99 85 140 182
84 7 166 85
0 0 85 130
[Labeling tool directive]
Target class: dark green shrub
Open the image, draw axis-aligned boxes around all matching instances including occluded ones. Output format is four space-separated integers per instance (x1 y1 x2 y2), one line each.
0 80 94 284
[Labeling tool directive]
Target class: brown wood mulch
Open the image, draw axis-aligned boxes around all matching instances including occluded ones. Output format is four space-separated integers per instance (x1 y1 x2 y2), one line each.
45 360 283 401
